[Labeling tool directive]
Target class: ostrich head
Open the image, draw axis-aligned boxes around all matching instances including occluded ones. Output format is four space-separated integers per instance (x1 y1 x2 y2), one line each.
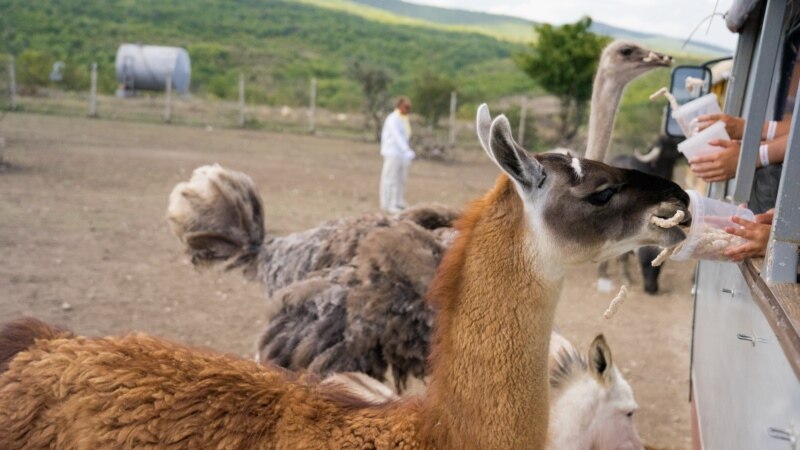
597 40 673 85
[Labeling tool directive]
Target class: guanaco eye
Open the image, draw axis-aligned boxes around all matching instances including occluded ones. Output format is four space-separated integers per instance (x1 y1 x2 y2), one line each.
620 47 633 56
626 411 635 418
586 188 616 206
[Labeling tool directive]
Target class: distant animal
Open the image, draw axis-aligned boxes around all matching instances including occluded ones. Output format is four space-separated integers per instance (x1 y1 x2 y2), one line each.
324 332 645 450
598 134 682 294
0 106 688 449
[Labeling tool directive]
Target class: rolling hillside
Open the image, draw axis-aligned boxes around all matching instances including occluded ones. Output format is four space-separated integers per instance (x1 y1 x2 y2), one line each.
1 0 726 108
302 0 730 56
0 0 538 108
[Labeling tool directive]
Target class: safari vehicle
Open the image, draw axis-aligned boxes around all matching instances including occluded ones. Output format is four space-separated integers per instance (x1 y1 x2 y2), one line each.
666 1 800 448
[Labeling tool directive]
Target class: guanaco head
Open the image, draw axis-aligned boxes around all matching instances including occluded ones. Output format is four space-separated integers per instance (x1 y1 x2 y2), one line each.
477 104 689 268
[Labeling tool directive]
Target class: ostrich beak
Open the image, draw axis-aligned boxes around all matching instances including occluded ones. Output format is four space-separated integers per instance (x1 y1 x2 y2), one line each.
643 51 673 66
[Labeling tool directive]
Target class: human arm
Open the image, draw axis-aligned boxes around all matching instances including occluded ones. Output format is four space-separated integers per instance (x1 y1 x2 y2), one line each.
763 116 792 140
695 114 745 139
689 134 788 182
695 114 792 141
757 134 788 166
723 209 774 262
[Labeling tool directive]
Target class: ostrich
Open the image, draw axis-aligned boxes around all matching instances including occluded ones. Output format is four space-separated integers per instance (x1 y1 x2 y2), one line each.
581 42 680 294
167 162 458 295
170 167 444 387
598 134 682 294
322 332 645 450
584 41 672 161
168 41 673 390
0 109 689 448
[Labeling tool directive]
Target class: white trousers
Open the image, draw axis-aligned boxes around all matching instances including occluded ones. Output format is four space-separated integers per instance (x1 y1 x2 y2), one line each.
380 155 410 212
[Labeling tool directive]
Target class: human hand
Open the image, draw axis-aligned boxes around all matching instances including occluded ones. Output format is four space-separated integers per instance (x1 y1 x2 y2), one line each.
754 208 775 225
688 139 740 182
723 215 771 261
695 114 745 139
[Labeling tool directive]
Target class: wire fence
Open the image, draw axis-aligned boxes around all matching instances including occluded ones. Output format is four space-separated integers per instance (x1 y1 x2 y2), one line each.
0 59 563 158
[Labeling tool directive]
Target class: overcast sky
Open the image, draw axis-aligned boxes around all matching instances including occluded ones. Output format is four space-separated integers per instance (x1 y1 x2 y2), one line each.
408 0 739 51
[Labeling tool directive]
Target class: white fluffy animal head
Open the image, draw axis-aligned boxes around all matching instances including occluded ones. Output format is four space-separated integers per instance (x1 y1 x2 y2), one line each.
549 333 643 450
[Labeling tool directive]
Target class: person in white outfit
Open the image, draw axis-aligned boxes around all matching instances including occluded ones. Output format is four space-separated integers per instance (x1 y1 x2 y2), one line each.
380 96 415 213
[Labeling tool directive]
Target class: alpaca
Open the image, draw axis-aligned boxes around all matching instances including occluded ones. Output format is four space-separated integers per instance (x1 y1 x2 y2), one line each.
0 107 689 449
323 332 644 450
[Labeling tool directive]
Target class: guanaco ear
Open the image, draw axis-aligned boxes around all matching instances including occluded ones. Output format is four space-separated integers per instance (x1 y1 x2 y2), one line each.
589 334 614 385
488 115 546 190
476 103 496 163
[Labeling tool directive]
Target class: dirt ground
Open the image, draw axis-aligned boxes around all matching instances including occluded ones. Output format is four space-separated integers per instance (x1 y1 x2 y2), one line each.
0 113 694 449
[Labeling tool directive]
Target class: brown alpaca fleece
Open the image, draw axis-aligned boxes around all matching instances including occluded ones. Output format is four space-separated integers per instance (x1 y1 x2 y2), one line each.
1 175 556 450
0 319 423 449
0 318 72 373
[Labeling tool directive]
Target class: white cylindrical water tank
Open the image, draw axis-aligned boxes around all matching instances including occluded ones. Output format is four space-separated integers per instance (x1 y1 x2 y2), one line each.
115 44 191 94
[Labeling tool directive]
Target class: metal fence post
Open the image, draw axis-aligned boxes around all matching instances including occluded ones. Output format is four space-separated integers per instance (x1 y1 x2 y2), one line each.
309 78 316 134
238 72 245 127
8 55 17 111
88 63 98 117
518 97 527 147
448 91 457 147
164 71 172 123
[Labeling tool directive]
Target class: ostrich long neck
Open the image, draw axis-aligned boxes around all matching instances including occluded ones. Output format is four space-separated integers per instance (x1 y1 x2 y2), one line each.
584 67 627 162
420 176 562 449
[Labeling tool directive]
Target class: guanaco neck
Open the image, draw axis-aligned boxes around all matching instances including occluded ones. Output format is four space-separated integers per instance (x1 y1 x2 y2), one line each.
420 176 563 449
584 66 627 162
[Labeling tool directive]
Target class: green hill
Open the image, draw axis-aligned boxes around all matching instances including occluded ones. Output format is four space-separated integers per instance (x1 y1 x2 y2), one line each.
303 0 731 56
0 0 538 109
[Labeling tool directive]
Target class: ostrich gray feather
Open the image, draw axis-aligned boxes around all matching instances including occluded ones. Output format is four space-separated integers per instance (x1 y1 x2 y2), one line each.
168 165 457 392
256 220 442 391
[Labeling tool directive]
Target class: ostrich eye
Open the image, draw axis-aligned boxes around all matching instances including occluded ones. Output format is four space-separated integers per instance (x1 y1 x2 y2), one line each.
620 47 634 56
586 188 616 206
626 410 635 418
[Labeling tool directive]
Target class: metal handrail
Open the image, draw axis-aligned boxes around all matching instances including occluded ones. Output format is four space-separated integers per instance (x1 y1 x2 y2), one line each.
734 0 786 203
729 0 798 282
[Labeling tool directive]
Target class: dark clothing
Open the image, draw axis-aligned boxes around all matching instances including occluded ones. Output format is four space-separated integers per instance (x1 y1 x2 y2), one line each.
748 164 783 213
